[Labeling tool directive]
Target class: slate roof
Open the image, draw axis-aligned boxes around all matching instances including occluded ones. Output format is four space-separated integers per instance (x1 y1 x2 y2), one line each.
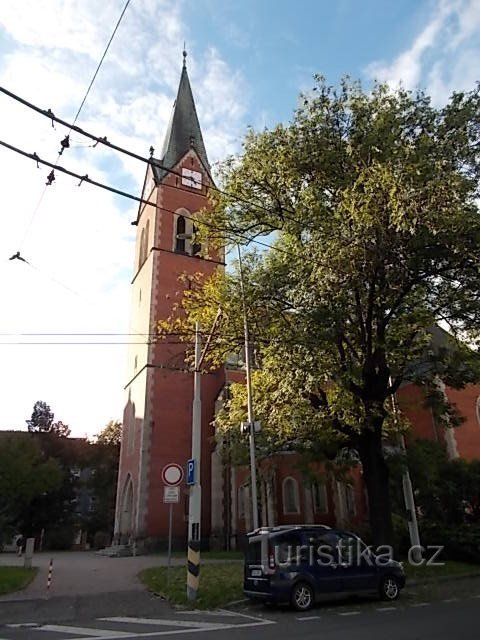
152 59 211 183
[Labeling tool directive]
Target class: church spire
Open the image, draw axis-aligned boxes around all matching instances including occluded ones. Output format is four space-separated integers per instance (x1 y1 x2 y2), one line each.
158 51 210 179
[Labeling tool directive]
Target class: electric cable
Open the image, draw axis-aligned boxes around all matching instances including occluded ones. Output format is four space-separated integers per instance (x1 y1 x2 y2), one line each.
0 138 291 257
13 0 132 249
0 84 319 233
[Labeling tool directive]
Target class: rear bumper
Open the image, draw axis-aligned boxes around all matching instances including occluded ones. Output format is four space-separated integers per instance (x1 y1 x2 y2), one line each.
244 577 292 604
244 589 271 600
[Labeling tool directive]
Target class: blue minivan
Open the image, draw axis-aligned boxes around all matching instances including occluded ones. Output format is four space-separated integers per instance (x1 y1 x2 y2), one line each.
244 525 405 611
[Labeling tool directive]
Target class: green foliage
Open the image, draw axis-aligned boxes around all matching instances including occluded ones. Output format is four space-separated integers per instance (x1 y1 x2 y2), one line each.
82 439 119 541
0 433 62 545
390 439 480 561
391 439 480 525
95 420 122 446
420 521 480 563
161 78 480 546
26 400 70 437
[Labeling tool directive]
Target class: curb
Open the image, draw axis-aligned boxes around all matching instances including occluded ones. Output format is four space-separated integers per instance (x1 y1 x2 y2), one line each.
0 590 170 625
408 571 480 587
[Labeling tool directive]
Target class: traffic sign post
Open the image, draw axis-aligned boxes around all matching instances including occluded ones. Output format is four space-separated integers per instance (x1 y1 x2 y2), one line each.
163 484 180 583
162 464 182 584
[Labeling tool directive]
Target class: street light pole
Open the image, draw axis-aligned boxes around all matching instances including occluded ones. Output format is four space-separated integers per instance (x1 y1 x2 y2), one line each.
237 245 259 531
186 310 222 600
187 321 202 601
390 379 422 562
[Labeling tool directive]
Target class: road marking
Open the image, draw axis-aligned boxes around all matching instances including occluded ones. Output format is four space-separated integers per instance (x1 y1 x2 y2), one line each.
443 598 459 602
339 611 360 616
177 610 236 617
61 619 275 640
376 607 396 612
218 608 272 622
473 595 480 599
34 624 132 636
296 615 320 620
6 623 39 628
412 603 429 607
101 617 227 630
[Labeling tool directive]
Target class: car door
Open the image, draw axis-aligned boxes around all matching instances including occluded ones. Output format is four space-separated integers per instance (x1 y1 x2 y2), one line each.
337 533 378 592
307 531 344 594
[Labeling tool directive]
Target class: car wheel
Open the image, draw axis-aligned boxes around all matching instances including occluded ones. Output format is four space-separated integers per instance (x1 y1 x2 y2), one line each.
291 581 315 611
379 575 400 601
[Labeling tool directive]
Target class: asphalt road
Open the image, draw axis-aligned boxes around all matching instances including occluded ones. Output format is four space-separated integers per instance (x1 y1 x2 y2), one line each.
1 594 479 640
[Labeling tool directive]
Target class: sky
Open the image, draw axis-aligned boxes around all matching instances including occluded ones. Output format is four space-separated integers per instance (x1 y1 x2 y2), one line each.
0 0 478 438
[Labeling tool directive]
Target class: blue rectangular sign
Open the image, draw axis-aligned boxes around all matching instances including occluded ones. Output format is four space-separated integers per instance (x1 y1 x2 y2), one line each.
187 458 195 485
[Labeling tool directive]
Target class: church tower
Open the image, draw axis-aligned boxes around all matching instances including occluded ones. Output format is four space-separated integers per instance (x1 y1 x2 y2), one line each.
114 53 225 549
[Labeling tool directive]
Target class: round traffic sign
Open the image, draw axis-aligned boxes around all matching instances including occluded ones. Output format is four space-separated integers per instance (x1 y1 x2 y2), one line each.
162 463 184 486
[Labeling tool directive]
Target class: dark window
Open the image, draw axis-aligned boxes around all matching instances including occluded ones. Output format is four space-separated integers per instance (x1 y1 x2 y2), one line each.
246 540 262 564
175 215 186 252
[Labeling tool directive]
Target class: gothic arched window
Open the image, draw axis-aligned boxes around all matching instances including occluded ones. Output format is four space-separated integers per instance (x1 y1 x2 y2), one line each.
144 219 150 261
283 477 300 514
138 228 145 270
175 215 186 252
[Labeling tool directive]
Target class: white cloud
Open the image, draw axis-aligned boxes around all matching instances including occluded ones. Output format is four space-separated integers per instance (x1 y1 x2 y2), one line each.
0 0 248 436
365 0 480 104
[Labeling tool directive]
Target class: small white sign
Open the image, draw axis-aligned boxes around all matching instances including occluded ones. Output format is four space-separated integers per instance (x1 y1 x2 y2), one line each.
163 486 180 503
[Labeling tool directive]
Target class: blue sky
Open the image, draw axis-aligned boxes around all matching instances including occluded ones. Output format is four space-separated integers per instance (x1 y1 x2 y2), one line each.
0 0 478 437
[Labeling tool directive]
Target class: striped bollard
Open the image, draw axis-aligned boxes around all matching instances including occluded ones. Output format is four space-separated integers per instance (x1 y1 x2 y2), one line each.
187 539 200 600
46 558 53 595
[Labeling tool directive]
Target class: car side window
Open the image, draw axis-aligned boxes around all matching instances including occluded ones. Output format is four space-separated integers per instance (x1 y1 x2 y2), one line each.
309 532 340 564
338 534 362 564
274 533 302 564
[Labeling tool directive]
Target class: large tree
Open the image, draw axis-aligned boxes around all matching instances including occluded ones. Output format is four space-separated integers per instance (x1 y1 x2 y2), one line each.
27 400 70 437
0 433 62 546
164 79 480 547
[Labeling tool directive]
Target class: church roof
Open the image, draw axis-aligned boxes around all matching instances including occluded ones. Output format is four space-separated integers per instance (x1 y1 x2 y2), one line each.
153 55 210 182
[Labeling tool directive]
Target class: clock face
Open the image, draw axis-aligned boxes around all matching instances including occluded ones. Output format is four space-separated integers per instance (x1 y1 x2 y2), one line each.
182 168 202 189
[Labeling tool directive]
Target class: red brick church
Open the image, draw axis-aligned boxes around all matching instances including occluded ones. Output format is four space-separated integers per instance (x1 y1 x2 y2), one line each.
114 57 480 551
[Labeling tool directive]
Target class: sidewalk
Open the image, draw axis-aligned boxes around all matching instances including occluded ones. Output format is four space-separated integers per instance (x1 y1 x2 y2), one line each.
0 551 167 600
0 551 182 624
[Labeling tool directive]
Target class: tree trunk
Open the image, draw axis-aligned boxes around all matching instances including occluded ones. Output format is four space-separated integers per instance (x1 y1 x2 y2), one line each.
357 421 395 551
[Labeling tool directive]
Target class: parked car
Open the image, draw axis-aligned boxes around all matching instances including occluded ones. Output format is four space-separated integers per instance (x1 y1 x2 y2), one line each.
243 524 405 611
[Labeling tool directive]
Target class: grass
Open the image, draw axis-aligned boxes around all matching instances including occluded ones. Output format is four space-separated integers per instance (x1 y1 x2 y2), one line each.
168 550 243 560
140 562 243 609
404 559 480 581
140 557 480 610
0 566 37 595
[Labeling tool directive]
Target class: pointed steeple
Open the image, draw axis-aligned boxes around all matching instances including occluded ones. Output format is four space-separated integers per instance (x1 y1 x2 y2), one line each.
157 52 210 180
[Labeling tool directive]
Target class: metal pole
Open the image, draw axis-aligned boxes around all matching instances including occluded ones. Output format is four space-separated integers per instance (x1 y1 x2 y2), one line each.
237 245 259 530
187 321 202 600
390 379 422 562
167 502 173 586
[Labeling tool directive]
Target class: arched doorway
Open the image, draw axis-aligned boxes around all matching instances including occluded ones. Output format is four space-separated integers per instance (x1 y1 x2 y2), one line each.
119 475 134 543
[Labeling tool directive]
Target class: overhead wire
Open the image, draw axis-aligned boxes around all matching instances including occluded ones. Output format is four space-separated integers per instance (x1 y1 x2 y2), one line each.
0 138 291 258
13 0 132 250
0 83 320 235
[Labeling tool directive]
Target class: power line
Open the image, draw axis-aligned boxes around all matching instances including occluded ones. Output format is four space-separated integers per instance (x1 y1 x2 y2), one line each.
0 138 290 257
0 341 189 346
15 0 131 249
0 332 188 336
0 83 314 234
71 0 131 128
